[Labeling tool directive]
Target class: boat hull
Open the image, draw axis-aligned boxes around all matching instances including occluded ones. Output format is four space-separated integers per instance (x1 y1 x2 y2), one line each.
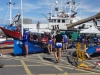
0 27 21 39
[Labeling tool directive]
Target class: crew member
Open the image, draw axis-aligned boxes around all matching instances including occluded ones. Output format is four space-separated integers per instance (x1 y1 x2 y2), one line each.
54 30 63 63
23 29 29 57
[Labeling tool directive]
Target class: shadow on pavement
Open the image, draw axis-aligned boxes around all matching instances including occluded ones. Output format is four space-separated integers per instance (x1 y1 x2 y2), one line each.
43 57 55 63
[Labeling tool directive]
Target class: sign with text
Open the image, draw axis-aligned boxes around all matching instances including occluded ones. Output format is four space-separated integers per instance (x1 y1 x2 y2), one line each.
96 48 100 52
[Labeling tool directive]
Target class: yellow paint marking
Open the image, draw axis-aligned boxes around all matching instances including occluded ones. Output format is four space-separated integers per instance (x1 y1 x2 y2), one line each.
63 72 68 75
20 60 32 75
61 59 70 65
69 73 100 75
39 74 56 75
24 57 53 63
53 65 64 72
24 59 53 66
39 73 68 75
38 55 45 62
5 65 22 67
59 65 92 73
16 56 19 58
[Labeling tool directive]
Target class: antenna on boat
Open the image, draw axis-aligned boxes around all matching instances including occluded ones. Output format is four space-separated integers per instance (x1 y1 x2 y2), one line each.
21 0 23 36
9 0 12 25
5 0 15 24
60 0 62 11
55 1 58 5
50 1 58 19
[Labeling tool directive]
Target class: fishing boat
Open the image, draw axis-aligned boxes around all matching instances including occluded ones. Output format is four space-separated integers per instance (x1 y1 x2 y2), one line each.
0 26 21 38
0 0 22 39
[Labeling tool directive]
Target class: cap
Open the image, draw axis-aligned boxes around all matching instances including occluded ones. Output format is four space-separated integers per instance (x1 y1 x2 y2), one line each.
23 28 28 31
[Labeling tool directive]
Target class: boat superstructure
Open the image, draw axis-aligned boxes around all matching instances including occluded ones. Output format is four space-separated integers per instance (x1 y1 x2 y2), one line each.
48 0 79 30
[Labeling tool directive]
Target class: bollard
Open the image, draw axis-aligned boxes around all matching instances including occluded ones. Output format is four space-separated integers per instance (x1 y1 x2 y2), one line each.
78 50 88 68
76 42 88 68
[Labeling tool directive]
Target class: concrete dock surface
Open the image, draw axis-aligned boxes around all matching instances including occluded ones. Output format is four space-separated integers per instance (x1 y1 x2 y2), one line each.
0 48 100 75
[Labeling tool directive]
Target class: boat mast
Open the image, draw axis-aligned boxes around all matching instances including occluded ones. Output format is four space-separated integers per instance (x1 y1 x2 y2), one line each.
8 0 15 24
69 0 72 18
9 0 12 25
61 0 62 11
21 0 23 36
4 0 15 24
64 0 66 12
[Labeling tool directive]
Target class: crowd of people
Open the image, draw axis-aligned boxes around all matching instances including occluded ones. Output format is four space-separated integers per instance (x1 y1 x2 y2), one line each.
1 29 100 67
77 34 100 47
22 29 100 63
22 29 68 63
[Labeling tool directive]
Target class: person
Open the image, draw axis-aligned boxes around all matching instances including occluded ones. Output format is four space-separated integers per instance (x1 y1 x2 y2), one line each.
28 31 33 41
23 29 29 57
62 33 68 52
33 33 38 42
93 36 98 44
54 30 63 63
46 32 52 54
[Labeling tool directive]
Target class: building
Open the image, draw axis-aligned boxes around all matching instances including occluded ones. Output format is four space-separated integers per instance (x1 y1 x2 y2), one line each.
18 18 32 24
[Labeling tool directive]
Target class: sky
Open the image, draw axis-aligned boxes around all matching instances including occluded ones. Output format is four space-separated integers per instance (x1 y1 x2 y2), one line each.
0 0 100 24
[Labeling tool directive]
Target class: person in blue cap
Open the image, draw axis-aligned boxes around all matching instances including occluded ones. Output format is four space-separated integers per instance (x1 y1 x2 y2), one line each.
23 29 29 57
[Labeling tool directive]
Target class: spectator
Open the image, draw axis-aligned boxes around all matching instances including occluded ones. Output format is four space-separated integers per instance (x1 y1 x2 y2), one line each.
54 30 63 63
62 33 68 52
33 33 38 42
46 32 52 54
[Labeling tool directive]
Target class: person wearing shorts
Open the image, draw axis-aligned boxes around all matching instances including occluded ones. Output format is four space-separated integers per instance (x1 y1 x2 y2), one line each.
46 32 52 54
23 29 29 57
62 33 68 52
54 30 63 63
47 38 52 54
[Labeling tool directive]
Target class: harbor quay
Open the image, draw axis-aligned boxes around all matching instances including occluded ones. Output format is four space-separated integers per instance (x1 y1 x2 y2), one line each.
0 48 100 75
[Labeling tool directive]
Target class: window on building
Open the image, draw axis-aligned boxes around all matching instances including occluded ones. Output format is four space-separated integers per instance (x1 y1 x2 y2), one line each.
58 19 60 23
62 19 65 23
54 19 56 23
49 19 53 23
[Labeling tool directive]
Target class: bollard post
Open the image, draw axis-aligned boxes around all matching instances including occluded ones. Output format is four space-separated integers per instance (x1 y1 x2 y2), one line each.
77 43 88 68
